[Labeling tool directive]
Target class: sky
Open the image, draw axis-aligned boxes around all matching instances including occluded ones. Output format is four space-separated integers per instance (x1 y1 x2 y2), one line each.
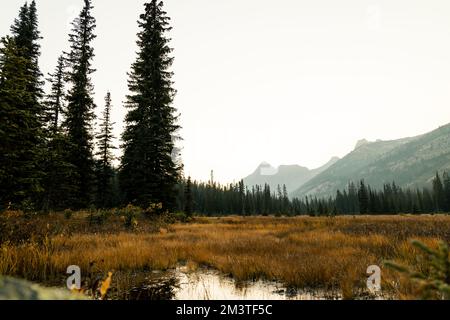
2 0 450 184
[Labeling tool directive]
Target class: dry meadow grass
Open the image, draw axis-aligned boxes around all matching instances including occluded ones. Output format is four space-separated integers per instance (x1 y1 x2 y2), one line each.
1 212 449 299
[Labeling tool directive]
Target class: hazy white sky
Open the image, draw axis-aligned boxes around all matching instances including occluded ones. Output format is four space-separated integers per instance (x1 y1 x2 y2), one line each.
2 0 450 183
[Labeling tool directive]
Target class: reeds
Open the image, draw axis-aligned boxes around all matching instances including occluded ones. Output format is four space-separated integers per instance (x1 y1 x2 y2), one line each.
1 213 449 298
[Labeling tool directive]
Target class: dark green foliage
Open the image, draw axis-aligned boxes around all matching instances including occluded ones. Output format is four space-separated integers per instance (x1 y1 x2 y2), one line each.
40 55 77 211
41 132 78 211
44 55 65 134
0 1 44 209
0 37 43 208
282 184 290 215
63 0 97 209
184 177 193 217
10 0 44 110
175 172 450 216
385 240 450 300
358 180 369 214
94 92 117 208
443 172 450 212
120 1 181 210
433 172 445 212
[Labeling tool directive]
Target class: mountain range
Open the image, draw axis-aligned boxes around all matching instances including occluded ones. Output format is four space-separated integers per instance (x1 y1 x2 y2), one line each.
243 122 450 199
243 157 339 193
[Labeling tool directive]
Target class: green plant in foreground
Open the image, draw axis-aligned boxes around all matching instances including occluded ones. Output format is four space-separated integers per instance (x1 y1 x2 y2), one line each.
121 204 140 229
385 240 450 299
64 209 73 220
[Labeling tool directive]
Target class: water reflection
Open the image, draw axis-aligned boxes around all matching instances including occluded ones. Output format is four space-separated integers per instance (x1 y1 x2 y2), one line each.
174 268 337 300
127 268 344 300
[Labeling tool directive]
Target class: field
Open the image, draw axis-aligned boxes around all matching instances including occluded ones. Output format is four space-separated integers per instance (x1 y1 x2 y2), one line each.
1 210 449 299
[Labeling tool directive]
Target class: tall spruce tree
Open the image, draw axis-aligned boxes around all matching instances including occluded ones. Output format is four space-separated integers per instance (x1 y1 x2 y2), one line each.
0 1 45 209
0 36 41 209
358 180 369 214
64 0 97 209
120 1 181 210
41 55 76 211
443 171 450 212
184 177 193 217
432 172 445 212
44 55 65 134
94 92 116 208
11 0 44 107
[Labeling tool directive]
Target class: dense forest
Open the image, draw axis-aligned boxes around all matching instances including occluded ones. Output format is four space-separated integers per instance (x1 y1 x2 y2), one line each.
177 172 450 216
1 1 449 217
0 0 180 212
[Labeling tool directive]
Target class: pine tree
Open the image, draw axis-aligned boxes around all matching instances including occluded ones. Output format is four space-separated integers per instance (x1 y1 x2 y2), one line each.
44 55 65 134
94 92 116 208
64 0 97 209
442 171 450 212
238 180 245 215
282 184 290 215
120 1 181 210
184 177 193 217
41 55 77 211
0 36 41 208
358 180 369 214
0 1 45 209
432 172 445 212
348 181 359 213
11 0 44 107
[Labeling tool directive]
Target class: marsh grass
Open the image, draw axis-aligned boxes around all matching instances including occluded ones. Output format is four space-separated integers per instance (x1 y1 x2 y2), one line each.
1 213 449 299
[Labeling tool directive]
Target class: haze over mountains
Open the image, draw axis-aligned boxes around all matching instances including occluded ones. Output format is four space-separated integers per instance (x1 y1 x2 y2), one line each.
243 157 340 193
244 123 450 199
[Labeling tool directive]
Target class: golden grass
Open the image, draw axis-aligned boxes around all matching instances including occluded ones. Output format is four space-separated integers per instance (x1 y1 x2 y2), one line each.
1 213 449 298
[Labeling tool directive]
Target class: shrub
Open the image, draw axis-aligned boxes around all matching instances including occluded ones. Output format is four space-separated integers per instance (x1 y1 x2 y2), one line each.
121 205 141 229
385 240 450 299
144 203 164 218
64 209 73 220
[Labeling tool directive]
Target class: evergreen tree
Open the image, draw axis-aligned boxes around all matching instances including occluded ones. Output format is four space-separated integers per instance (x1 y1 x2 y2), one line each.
184 177 193 217
422 188 434 213
63 0 97 209
10 0 44 108
174 171 450 217
358 180 369 214
238 180 245 215
41 55 77 211
94 92 116 208
432 172 445 212
0 36 42 208
44 55 65 134
0 1 45 209
120 1 181 210
276 184 283 214
348 181 359 213
282 184 290 215
442 171 450 212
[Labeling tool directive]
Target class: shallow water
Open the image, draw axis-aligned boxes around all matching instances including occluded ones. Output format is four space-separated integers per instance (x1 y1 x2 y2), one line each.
173 268 337 300
126 267 364 300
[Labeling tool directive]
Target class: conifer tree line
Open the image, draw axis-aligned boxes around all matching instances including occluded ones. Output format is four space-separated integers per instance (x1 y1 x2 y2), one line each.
177 172 450 216
0 0 181 212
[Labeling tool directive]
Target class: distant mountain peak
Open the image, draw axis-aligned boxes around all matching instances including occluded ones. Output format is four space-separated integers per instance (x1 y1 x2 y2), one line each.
257 162 278 176
328 156 340 163
244 158 340 195
355 139 371 150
